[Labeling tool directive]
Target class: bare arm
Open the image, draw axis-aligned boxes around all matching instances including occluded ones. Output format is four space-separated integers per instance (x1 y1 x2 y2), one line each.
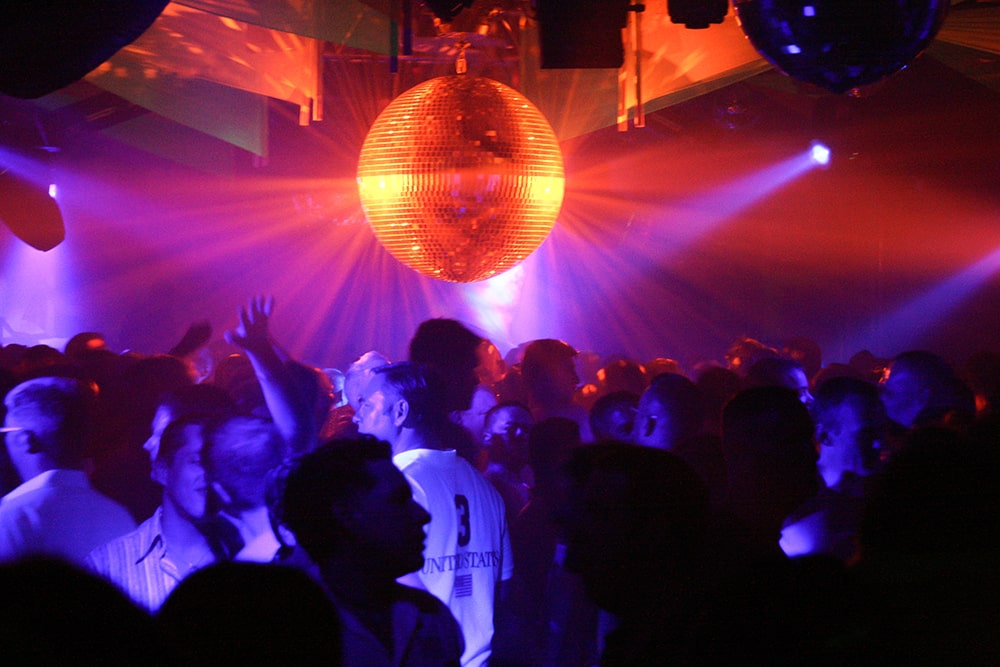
225 296 315 453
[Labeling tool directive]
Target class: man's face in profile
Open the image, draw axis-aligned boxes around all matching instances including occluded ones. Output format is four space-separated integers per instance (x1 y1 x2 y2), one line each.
349 460 430 579
161 424 209 522
354 375 400 443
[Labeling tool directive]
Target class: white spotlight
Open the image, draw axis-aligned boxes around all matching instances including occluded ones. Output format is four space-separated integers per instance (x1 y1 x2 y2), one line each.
48 183 58 199
810 142 831 165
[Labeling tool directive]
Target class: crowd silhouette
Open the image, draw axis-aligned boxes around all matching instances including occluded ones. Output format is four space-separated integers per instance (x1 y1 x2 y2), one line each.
2 303 999 665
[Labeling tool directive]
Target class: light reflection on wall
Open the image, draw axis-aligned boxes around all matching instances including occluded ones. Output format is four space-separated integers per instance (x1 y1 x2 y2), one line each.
460 262 527 353
0 241 76 348
638 145 827 253
0 145 76 346
3 56 998 370
852 243 1000 354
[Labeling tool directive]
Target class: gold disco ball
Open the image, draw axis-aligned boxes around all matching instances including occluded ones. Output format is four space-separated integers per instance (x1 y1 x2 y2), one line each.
357 75 565 283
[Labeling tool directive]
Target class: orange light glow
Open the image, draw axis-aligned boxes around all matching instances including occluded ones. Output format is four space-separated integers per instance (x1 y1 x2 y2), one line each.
357 75 565 283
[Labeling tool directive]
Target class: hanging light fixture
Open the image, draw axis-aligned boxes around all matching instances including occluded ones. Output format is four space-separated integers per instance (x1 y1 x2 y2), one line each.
357 75 565 283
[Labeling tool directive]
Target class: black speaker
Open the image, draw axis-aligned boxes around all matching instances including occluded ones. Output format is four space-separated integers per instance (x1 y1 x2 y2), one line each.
669 0 727 29
0 1 170 98
537 0 631 69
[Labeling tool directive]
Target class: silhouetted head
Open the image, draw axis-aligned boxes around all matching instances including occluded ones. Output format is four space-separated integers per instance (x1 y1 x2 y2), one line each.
158 561 341 665
881 351 970 429
644 357 681 382
961 349 1000 416
860 426 1000 557
725 337 777 376
0 558 160 664
63 331 109 359
560 442 711 616
277 438 430 579
782 336 822 381
745 357 813 405
722 387 818 520
522 339 579 408
599 359 647 396
633 373 704 451
696 365 741 431
409 318 482 413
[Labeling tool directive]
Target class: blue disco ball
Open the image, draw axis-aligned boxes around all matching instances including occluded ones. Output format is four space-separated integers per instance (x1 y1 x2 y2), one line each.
733 0 950 94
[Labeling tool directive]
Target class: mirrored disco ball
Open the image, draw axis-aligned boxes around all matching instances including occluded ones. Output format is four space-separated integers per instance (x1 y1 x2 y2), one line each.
357 75 565 283
733 0 950 94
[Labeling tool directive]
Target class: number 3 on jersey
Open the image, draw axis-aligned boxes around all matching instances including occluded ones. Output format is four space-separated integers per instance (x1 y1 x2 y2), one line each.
455 494 471 547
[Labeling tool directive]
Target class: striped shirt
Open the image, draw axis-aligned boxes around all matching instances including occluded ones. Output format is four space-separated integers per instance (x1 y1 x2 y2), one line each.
85 507 202 611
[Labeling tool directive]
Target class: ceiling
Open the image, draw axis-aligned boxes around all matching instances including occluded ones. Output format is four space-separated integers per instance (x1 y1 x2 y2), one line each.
1 1 1000 373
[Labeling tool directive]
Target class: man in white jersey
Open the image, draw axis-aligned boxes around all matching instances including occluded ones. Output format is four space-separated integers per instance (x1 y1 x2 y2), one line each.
355 362 513 667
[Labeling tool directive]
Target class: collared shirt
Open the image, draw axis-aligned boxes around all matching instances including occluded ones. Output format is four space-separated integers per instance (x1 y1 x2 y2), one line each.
0 469 136 564
85 507 203 611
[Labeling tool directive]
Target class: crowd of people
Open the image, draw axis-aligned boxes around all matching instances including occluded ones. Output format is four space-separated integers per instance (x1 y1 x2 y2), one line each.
2 298 999 665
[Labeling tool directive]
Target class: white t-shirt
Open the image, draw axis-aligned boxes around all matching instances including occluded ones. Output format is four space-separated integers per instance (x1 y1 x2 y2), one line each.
393 448 513 667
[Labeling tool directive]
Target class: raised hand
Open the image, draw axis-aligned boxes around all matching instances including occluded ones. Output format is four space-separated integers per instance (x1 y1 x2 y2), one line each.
225 295 275 353
168 320 212 358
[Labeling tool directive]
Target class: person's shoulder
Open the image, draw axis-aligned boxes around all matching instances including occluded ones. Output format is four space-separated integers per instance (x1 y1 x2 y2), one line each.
0 474 49 510
394 581 452 612
395 448 459 478
391 583 463 648
0 489 31 518
86 512 157 562
0 476 65 529
455 456 503 495
389 585 464 665
85 488 139 524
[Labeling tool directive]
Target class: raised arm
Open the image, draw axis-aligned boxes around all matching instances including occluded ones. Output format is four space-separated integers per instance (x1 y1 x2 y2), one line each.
225 296 316 453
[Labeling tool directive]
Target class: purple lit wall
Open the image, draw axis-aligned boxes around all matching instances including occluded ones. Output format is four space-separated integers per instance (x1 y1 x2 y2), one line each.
2 52 999 374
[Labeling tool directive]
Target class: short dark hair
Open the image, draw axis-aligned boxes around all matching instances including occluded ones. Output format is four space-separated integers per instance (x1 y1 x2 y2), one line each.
157 415 211 465
409 319 481 368
890 350 955 387
372 362 446 430
722 387 814 462
277 438 392 563
644 373 705 443
483 401 532 432
813 376 880 420
564 442 711 565
408 318 481 413
521 339 576 387
744 357 806 391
